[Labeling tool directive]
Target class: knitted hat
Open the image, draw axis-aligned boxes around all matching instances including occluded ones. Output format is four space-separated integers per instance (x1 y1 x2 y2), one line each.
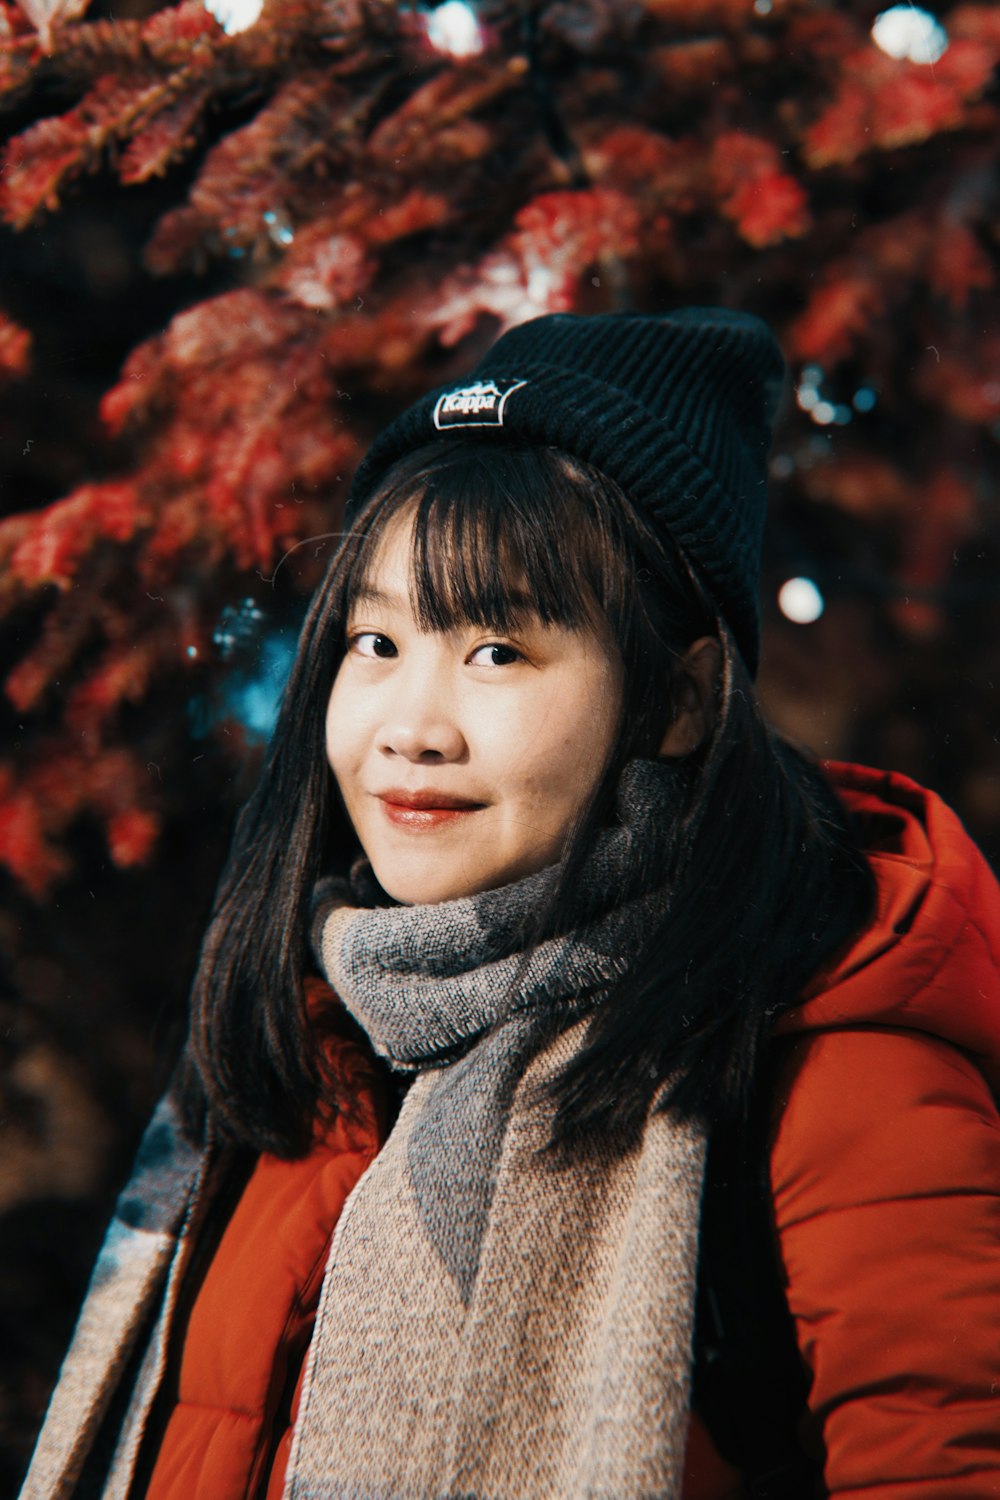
346 307 785 675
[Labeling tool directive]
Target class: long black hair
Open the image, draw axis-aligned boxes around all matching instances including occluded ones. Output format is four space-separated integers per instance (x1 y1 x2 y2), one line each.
179 438 875 1157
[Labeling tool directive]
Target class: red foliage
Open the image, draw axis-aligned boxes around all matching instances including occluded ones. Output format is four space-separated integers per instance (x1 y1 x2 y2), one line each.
12 0 90 55
65 638 161 736
106 806 159 867
789 202 996 366
710 132 809 247
513 189 641 280
0 309 32 378
951 4 1000 44
0 746 159 896
271 228 374 311
798 453 909 522
789 277 883 365
440 188 642 345
803 39 1000 168
926 222 993 312
913 329 1000 426
643 0 758 29
0 72 199 226
889 468 978 639
650 38 733 94
138 0 221 50
3 481 141 592
0 0 37 39
143 73 345 271
118 85 212 184
0 767 69 898
582 125 701 208
1 0 998 897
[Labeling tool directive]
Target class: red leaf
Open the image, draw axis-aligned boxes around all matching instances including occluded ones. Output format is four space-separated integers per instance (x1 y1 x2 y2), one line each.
710 132 809 246
728 171 809 247
643 0 761 29
352 188 644 358
65 639 158 734
272 229 373 311
788 277 882 364
0 76 160 226
913 332 1000 425
118 85 210 184
650 38 733 94
139 0 221 54
583 125 701 208
365 66 517 163
163 288 302 369
0 17 39 105
0 309 31 379
365 188 451 247
99 336 164 435
0 770 68 898
801 74 869 169
802 42 1000 168
0 111 93 227
106 807 159 867
141 72 356 274
799 455 908 521
512 188 641 270
142 204 211 276
926 222 993 310
890 468 978 639
5 654 53 715
13 0 89 54
869 53 984 151
0 0 37 35
950 4 1000 45
5 480 140 590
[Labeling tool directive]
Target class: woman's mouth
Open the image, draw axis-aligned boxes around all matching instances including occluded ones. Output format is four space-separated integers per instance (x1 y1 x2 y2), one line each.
376 789 486 831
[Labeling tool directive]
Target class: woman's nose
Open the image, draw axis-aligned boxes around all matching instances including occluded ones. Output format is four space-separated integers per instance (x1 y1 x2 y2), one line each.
379 718 465 762
377 682 466 763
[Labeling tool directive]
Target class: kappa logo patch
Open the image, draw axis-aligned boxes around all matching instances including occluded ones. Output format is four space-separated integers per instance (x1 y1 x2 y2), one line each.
433 378 528 430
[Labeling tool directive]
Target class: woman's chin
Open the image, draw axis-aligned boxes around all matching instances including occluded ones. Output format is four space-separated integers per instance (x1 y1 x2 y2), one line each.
368 851 532 907
370 865 494 906
364 825 565 906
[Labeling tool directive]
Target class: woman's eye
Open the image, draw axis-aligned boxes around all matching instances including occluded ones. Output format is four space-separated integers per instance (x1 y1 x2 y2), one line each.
469 643 522 667
351 632 397 659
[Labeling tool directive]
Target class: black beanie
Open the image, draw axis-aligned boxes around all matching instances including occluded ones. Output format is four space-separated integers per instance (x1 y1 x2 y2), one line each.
346 307 785 675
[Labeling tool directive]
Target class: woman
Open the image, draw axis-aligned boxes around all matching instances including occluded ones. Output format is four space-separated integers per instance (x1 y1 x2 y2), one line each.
21 309 1000 1500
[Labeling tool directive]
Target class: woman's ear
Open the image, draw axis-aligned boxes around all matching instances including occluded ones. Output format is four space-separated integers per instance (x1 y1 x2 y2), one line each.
658 636 723 758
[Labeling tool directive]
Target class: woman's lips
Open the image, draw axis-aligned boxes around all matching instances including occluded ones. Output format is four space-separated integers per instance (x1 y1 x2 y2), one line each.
376 790 485 831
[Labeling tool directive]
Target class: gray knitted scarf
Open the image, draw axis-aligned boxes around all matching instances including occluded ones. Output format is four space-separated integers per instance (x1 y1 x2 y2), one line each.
303 759 708 1500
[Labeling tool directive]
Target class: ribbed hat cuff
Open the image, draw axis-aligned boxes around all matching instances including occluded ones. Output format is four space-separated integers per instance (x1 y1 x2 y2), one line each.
347 364 761 671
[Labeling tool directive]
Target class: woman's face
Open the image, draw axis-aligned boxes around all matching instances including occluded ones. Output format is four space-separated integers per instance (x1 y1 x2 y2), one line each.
325 511 624 904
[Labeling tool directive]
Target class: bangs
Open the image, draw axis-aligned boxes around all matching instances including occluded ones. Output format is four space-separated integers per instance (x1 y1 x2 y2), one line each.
345 442 632 637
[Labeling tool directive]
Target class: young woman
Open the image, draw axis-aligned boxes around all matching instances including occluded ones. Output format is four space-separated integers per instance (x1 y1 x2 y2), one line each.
21 309 1000 1500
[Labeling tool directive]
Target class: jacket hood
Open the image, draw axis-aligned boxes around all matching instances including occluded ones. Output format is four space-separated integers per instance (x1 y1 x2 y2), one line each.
777 762 1000 1092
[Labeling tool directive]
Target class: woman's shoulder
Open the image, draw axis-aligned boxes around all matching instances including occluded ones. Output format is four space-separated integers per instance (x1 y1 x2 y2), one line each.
777 758 1000 1093
764 761 1000 1500
772 754 1000 1195
770 1023 1000 1209
766 1023 1000 1498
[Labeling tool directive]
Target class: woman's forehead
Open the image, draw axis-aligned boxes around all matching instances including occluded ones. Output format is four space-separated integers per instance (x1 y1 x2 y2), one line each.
348 498 554 628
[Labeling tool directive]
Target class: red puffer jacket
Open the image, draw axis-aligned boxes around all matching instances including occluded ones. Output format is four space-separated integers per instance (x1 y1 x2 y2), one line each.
767 763 1000 1496
149 762 1000 1500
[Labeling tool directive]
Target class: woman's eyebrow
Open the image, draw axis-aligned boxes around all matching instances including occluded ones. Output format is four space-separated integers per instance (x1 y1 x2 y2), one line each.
349 583 398 610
